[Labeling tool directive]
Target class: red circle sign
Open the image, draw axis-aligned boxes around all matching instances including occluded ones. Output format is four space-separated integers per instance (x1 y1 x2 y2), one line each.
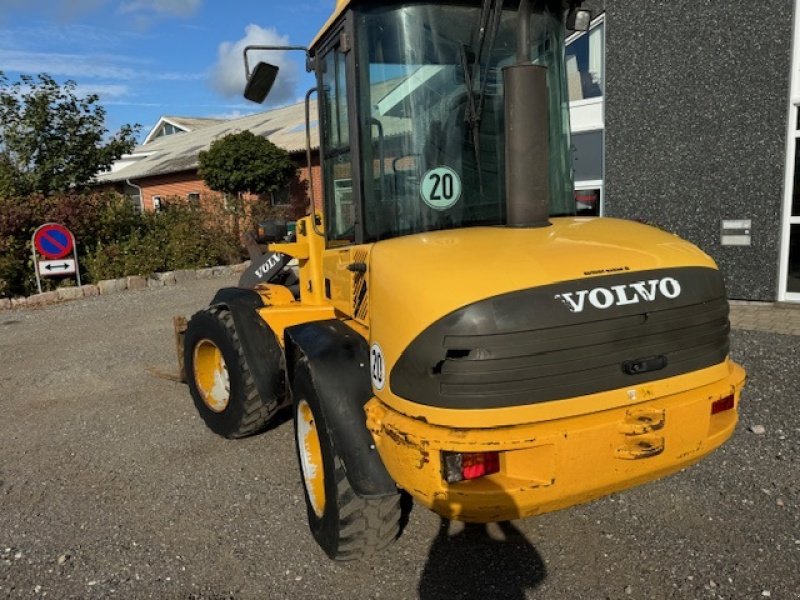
34 224 74 260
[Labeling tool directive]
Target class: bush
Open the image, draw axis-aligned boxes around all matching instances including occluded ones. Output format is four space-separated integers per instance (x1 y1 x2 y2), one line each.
82 199 242 283
0 191 243 296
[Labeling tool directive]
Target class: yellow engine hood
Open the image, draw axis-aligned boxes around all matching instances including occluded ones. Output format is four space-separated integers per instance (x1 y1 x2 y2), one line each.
367 217 722 423
369 216 715 339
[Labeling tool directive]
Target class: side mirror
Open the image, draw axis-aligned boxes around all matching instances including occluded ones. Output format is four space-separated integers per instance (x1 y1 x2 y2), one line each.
566 8 592 32
254 219 288 243
244 62 280 104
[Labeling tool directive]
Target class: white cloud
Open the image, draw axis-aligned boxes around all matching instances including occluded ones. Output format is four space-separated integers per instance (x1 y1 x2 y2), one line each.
205 109 260 120
211 24 298 105
119 0 201 17
0 49 139 79
0 79 129 103
0 23 131 50
0 0 107 20
75 83 130 99
0 49 203 82
0 0 203 27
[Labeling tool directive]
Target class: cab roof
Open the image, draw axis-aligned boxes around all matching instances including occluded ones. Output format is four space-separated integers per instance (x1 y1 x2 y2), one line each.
310 0 576 51
310 0 349 50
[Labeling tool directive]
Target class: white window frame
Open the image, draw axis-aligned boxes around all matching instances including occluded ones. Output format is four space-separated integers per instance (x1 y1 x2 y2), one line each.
152 195 164 212
574 180 604 217
270 187 291 206
568 14 606 217
778 1 800 303
566 13 606 120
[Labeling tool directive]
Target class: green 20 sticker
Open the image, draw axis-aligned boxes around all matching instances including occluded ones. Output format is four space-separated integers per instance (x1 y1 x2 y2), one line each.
421 166 462 210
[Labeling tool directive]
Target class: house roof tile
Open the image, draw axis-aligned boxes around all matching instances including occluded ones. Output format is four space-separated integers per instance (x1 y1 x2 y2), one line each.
97 101 319 184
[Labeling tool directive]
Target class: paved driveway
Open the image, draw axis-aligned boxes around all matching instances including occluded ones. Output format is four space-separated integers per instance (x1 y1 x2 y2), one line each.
0 278 797 599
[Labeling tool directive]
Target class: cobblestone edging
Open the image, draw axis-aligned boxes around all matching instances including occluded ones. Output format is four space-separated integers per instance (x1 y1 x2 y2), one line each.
728 300 800 336
0 262 250 312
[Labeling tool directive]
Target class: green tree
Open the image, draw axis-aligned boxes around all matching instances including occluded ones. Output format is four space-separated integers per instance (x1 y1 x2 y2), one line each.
198 130 296 197
0 72 139 197
198 130 298 240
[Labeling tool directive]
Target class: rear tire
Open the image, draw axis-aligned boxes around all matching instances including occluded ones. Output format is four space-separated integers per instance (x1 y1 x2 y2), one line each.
292 359 401 560
185 307 279 438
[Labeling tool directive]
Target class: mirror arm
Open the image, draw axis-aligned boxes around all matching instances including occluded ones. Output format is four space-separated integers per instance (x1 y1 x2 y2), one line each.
243 45 309 80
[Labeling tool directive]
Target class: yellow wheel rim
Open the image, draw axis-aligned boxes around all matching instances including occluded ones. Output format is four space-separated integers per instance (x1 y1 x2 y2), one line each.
296 399 326 518
193 339 230 413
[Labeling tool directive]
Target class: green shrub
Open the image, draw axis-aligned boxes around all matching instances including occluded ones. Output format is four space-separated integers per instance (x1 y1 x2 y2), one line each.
0 191 244 296
83 233 165 282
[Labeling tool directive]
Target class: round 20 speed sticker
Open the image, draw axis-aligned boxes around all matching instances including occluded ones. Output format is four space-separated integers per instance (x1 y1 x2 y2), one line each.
421 166 462 210
370 343 385 391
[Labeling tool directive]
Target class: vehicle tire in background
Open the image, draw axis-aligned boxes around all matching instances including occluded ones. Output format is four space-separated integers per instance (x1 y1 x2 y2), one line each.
292 359 402 560
184 307 279 438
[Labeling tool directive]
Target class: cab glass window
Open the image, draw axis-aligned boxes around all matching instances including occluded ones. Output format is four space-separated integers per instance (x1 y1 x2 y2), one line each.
320 47 356 243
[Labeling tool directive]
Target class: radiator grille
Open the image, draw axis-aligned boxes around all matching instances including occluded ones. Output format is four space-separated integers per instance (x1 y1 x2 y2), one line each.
391 267 730 409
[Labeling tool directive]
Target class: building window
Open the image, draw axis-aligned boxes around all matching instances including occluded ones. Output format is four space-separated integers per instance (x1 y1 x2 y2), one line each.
153 122 185 140
779 3 800 302
187 192 201 204
129 194 142 214
152 195 164 212
566 20 604 102
567 15 605 216
780 100 800 300
271 187 291 206
575 186 603 217
572 130 604 183
571 130 604 217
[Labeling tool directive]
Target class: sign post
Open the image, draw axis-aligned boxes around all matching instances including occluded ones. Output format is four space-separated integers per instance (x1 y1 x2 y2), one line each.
31 223 81 293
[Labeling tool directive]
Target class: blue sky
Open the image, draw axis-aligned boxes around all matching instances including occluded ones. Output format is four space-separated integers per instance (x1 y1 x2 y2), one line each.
0 0 332 143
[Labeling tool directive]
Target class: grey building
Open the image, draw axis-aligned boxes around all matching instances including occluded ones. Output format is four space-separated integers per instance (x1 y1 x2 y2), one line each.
568 1 798 304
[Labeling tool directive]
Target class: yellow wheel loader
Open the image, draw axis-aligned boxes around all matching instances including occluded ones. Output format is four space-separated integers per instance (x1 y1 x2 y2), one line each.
181 0 746 560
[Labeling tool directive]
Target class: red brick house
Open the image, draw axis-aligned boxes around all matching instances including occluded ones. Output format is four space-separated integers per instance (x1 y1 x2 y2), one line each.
97 102 322 213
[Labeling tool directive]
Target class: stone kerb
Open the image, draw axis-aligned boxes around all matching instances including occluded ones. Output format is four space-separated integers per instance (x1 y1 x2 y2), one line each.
0 261 250 311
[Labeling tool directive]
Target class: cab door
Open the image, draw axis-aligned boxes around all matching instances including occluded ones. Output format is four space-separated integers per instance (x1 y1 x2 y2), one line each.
316 25 370 325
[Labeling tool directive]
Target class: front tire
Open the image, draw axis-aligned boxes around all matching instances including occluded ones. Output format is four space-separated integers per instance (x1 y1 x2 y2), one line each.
292 360 402 560
185 307 279 438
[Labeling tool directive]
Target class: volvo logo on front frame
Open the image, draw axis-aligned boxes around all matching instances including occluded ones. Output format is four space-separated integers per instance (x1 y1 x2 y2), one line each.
554 277 682 313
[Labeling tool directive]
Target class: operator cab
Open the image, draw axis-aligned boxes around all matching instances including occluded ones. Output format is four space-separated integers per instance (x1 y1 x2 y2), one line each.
246 0 586 246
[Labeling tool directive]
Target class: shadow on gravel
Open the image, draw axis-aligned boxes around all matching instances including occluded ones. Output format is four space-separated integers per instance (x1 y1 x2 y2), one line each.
418 518 546 599
263 406 294 433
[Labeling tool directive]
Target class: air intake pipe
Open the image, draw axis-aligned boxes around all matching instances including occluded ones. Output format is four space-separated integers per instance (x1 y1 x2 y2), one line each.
504 0 551 228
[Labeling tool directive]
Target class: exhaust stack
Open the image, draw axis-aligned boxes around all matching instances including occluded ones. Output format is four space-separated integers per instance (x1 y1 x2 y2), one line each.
504 0 551 228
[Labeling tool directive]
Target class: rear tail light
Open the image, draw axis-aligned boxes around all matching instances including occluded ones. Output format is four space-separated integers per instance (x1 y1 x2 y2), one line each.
711 394 735 415
442 451 500 483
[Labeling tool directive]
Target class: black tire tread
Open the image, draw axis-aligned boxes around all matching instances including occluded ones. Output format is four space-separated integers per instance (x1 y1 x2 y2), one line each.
200 306 277 438
330 455 401 560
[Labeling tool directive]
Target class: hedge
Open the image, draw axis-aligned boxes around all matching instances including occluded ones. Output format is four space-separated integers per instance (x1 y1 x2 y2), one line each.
0 192 243 297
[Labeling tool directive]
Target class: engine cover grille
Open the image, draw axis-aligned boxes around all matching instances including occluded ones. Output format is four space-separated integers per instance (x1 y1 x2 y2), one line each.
390 267 730 409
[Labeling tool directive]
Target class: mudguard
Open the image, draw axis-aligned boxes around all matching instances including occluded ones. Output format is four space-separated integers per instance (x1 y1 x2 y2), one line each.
285 320 397 497
209 288 286 410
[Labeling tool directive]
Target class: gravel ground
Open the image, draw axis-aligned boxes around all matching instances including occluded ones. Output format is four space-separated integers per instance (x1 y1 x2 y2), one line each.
0 277 797 599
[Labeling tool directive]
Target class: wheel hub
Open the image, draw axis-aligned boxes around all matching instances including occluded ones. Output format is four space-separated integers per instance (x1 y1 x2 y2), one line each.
296 399 326 518
193 339 230 413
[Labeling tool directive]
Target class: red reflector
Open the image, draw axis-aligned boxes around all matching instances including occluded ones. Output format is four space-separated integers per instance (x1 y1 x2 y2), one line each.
711 394 735 415
442 451 500 483
462 452 500 480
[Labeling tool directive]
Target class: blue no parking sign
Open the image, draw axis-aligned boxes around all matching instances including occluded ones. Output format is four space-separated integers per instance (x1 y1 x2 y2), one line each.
31 223 81 292
34 224 73 260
